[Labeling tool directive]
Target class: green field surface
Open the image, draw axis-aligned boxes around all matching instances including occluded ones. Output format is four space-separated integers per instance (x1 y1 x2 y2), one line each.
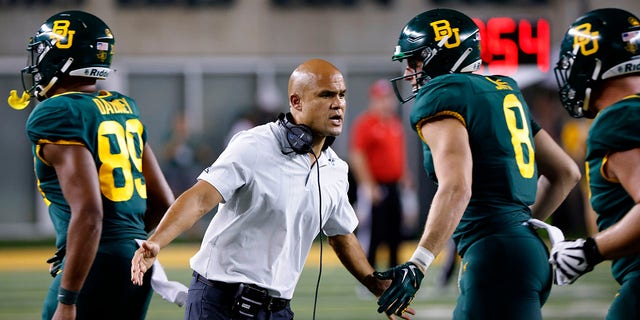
0 242 619 320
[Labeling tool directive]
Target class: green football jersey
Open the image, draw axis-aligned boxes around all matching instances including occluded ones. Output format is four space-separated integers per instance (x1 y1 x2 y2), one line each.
26 91 149 250
585 94 640 283
410 73 541 255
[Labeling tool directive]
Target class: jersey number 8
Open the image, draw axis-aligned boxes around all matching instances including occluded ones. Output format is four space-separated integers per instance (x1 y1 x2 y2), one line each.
503 94 535 179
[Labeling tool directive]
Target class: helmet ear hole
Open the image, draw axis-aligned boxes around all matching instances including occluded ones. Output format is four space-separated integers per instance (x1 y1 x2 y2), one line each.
420 48 431 62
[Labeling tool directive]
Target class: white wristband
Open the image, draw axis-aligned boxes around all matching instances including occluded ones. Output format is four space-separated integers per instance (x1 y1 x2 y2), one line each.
409 246 435 272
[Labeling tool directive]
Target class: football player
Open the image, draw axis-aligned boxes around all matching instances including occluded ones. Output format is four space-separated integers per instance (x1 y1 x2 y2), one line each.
374 8 581 319
8 10 175 320
550 7 640 319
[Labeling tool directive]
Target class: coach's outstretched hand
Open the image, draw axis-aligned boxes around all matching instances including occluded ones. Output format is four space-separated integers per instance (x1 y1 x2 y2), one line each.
549 237 604 285
374 262 424 317
131 240 160 286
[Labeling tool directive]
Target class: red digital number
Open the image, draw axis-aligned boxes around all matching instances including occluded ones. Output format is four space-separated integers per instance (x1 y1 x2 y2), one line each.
473 18 488 73
473 17 550 75
474 17 518 75
488 17 519 75
518 19 550 72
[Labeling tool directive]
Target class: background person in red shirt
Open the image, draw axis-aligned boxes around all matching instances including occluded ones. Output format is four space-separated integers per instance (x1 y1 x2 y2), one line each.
349 79 414 269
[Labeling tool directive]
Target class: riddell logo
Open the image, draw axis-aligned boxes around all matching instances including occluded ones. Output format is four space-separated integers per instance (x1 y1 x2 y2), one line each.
84 68 110 77
617 62 640 74
603 60 640 78
623 62 640 72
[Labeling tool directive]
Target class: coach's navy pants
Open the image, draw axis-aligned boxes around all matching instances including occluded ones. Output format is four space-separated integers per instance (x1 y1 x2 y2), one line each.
184 273 294 320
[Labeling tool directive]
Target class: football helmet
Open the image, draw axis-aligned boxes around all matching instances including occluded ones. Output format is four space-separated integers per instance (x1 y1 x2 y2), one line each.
21 10 114 101
555 8 640 118
390 8 482 103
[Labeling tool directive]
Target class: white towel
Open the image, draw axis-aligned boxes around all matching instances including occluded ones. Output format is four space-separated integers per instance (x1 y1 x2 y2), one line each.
135 239 188 307
526 219 566 285
526 218 565 246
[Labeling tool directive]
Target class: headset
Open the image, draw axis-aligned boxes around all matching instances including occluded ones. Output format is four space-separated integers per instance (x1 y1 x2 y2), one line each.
278 112 313 155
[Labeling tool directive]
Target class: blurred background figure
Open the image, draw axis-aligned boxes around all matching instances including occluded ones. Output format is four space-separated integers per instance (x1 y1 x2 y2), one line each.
349 79 414 269
163 111 203 195
162 110 214 239
162 112 215 190
224 75 282 146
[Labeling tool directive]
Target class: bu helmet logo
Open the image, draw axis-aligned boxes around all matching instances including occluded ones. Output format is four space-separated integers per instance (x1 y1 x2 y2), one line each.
51 20 75 49
573 23 599 56
430 20 460 49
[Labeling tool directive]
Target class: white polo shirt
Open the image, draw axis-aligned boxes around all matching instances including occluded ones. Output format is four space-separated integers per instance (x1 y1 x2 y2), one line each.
190 122 358 299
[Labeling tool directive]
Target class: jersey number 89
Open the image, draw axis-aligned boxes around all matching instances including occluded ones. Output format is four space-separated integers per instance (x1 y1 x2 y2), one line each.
97 119 147 202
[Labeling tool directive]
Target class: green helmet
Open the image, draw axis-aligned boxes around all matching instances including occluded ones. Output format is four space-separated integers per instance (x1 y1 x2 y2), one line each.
555 8 640 118
21 10 114 101
390 8 482 103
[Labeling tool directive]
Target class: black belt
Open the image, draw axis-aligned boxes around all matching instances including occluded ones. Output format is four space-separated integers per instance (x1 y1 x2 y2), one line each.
193 272 290 311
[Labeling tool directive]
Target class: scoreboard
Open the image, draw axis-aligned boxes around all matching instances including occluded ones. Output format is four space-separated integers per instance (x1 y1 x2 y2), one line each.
473 17 551 75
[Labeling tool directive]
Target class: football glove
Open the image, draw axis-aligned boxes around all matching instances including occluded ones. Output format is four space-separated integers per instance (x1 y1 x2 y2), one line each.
46 246 66 278
549 237 604 285
374 262 424 316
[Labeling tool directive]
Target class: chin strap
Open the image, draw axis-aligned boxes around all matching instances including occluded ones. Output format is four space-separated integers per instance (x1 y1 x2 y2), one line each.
7 90 31 110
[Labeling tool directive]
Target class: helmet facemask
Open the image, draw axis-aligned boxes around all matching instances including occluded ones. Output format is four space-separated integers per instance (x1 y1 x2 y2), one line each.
554 46 597 118
21 36 75 101
390 48 434 104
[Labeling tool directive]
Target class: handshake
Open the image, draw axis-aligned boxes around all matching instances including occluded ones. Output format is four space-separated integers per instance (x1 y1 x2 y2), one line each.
374 262 424 317
373 247 433 318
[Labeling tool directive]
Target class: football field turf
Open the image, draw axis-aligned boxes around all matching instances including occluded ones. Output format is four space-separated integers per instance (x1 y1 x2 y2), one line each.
0 241 618 319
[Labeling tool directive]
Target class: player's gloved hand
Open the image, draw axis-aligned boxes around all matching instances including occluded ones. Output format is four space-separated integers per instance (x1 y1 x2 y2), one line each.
374 262 424 316
549 237 604 285
46 247 66 278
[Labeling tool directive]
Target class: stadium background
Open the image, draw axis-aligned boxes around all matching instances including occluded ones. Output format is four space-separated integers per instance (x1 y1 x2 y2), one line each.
0 0 637 319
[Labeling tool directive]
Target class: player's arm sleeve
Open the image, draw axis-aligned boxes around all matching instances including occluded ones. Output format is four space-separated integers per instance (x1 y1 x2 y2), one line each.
409 79 468 142
589 105 640 153
530 116 542 136
26 102 88 164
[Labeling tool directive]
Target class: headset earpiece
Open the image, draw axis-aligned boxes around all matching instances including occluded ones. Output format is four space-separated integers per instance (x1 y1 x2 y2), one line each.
279 113 313 155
